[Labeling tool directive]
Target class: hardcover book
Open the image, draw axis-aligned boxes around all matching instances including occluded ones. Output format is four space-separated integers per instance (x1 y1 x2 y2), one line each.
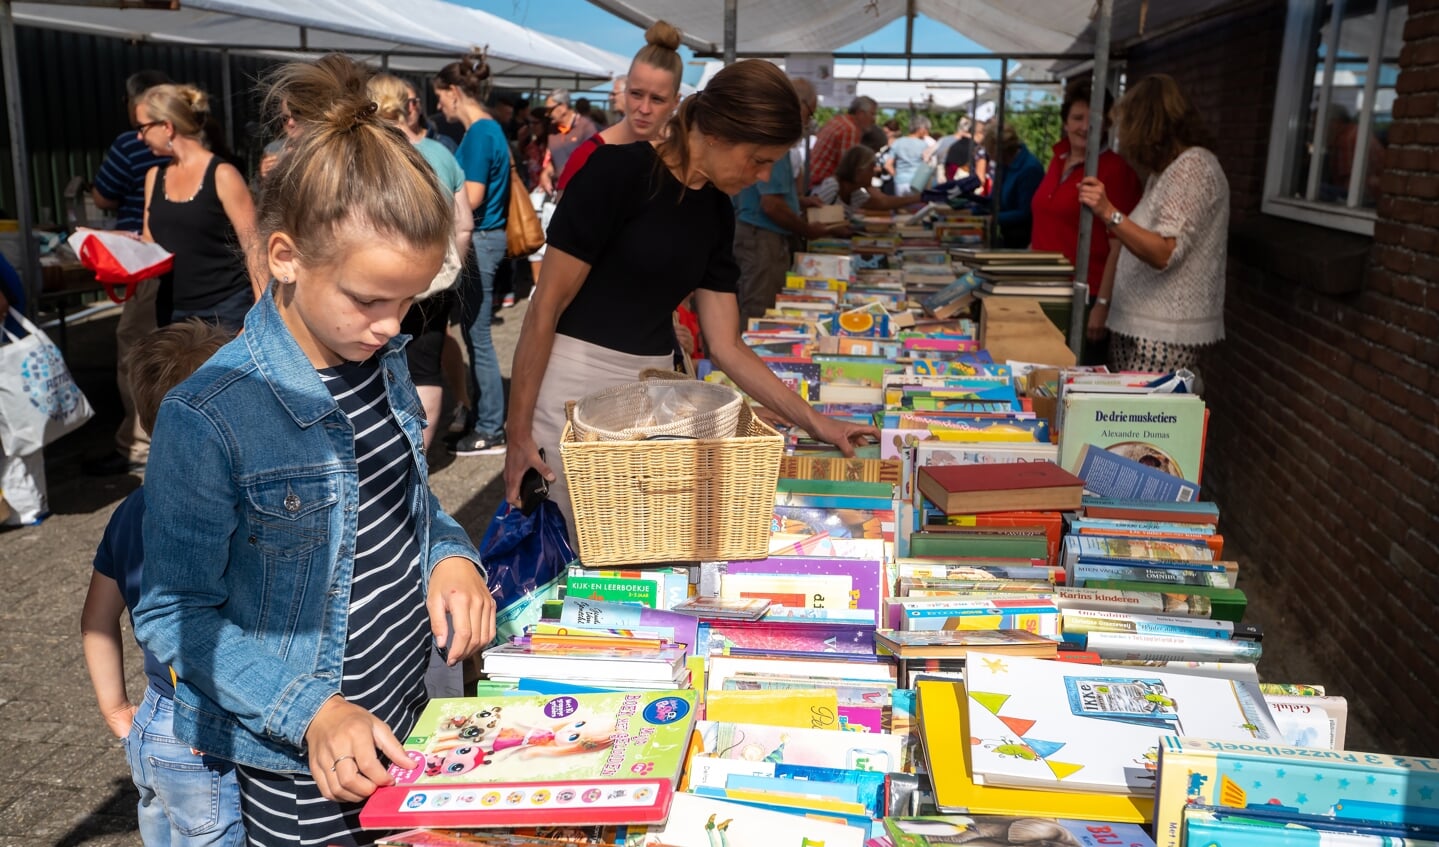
1059 394 1207 484
883 815 1154 847
360 692 697 829
964 653 1281 795
917 461 1084 514
1153 737 1439 847
915 680 1154 823
628 791 867 847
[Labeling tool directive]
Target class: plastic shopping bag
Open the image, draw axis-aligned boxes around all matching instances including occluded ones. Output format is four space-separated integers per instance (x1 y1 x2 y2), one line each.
0 447 48 525
0 308 94 456
66 229 173 303
479 499 576 645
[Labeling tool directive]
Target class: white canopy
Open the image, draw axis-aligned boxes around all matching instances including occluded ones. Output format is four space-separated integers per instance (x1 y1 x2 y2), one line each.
695 59 997 111
14 0 618 86
586 0 1233 67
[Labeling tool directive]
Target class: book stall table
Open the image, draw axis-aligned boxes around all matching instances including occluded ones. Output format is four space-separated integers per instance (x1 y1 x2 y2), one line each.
386 204 1418 847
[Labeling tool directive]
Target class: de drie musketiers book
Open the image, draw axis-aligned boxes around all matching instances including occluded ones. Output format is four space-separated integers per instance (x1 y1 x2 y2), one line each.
360 691 697 829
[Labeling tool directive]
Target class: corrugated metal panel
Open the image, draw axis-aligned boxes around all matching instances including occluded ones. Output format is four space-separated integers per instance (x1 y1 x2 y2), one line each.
0 27 280 227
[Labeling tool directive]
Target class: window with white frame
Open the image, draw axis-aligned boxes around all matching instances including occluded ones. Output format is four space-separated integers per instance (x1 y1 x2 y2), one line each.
1264 0 1406 235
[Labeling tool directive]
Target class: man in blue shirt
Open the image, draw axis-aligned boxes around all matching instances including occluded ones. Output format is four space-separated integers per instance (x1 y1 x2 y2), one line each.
85 70 172 477
732 79 849 321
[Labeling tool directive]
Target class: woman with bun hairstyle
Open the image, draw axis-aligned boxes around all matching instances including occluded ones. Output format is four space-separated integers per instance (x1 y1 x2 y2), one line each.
433 52 510 456
139 83 260 332
133 54 495 846
557 20 684 190
502 60 878 532
369 72 472 455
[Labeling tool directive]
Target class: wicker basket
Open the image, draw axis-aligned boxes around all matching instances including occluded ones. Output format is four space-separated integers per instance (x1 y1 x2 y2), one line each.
571 378 743 442
560 401 783 566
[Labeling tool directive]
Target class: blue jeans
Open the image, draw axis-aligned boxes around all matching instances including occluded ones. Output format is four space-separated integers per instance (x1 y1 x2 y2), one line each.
124 685 245 847
459 228 507 437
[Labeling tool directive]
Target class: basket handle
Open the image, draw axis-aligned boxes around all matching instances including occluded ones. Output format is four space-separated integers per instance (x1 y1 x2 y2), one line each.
633 471 713 494
639 367 693 382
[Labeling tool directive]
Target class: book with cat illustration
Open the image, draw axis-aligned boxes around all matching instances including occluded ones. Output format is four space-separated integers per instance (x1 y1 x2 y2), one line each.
360 691 697 829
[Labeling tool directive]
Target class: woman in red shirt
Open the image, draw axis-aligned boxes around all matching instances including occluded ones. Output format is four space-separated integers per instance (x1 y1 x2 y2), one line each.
1030 80 1142 364
556 21 684 191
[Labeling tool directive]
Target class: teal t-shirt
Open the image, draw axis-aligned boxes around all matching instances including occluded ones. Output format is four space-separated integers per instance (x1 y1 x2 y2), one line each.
414 137 465 195
454 118 511 231
734 154 797 236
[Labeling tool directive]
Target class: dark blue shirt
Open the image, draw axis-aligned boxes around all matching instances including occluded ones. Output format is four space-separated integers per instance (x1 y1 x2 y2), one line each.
995 145 1046 248
93 131 170 233
93 489 174 696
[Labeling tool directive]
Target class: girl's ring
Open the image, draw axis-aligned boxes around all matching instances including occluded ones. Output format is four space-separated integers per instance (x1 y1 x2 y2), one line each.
330 754 356 772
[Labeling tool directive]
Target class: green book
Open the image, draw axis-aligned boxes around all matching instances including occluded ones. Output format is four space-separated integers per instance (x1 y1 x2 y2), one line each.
1058 393 1207 483
1081 579 1247 622
908 532 1049 560
775 478 895 498
563 576 659 607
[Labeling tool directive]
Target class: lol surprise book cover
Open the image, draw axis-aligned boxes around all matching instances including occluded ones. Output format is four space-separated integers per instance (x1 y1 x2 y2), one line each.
361 692 697 829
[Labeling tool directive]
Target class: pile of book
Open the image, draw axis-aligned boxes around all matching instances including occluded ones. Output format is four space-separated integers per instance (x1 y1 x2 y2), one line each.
357 209 1437 847
953 247 1076 303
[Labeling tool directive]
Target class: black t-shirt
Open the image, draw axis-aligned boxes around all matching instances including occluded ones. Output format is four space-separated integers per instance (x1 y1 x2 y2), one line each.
548 141 740 356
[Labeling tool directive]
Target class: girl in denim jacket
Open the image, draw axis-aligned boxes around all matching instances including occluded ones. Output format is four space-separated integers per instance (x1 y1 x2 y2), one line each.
133 55 496 847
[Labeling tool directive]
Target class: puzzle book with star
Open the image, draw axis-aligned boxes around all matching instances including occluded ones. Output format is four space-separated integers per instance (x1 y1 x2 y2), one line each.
963 652 1279 796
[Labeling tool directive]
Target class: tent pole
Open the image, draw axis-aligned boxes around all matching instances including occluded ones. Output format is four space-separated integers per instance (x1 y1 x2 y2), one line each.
723 0 736 66
904 0 915 81
0 0 38 315
221 48 235 154
1069 0 1113 355
991 58 1007 251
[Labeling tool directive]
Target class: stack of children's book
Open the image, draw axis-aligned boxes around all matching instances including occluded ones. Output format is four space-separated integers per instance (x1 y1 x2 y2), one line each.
376 216 1426 847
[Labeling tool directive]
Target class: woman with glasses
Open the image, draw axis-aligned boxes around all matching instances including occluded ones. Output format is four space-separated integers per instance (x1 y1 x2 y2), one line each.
138 83 260 332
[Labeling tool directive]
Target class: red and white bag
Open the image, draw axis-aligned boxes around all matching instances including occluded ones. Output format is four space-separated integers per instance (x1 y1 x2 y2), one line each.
66 229 174 303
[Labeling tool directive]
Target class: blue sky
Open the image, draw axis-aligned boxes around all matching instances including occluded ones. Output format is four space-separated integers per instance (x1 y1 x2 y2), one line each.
457 0 996 88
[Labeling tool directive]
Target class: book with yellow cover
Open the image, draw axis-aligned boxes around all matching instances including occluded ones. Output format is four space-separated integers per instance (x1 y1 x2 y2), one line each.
915 680 1153 823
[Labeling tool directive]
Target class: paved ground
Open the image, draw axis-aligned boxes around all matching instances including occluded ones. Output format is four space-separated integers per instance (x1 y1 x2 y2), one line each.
0 295 1372 844
0 298 524 846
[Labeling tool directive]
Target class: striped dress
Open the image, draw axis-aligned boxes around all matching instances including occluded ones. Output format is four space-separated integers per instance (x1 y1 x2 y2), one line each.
237 359 430 846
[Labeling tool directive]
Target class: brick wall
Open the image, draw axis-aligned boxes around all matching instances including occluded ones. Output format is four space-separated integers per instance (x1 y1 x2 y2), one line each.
1126 1 1439 755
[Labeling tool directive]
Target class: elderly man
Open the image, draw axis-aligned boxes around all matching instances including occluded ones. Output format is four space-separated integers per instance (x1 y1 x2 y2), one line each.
545 88 599 177
732 78 850 321
809 95 878 185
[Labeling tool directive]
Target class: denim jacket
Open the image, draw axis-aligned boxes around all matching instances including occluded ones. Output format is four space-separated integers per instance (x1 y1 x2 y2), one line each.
132 290 482 773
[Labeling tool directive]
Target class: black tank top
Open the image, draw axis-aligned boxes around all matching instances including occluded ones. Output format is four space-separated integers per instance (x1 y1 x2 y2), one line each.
147 155 249 310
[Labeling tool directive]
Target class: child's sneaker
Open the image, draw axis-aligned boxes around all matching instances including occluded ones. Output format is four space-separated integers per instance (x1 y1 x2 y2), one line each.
501 293 516 308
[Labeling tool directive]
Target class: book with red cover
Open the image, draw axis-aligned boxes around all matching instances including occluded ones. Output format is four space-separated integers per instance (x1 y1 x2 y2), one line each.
917 461 1084 514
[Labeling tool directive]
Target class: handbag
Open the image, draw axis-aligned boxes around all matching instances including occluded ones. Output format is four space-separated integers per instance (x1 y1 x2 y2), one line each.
0 307 95 456
909 161 937 193
505 164 545 258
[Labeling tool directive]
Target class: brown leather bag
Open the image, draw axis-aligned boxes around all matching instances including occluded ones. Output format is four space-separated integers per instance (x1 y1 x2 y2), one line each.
505 164 545 258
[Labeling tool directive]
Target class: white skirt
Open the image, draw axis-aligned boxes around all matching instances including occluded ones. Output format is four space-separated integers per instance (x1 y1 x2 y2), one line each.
531 334 674 543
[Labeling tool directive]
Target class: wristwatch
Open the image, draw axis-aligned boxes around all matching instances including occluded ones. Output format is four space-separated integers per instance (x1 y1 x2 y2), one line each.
1107 209 1124 228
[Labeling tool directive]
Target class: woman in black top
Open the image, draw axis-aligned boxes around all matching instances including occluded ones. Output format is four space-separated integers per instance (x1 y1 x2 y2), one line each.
140 83 260 332
502 60 878 524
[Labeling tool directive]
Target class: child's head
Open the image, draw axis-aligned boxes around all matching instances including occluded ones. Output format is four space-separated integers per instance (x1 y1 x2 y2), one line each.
129 319 231 435
257 53 452 367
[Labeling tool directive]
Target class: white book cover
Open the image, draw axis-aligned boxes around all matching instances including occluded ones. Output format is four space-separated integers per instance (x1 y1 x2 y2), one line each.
963 652 1280 796
692 721 905 773
631 792 867 847
705 655 895 691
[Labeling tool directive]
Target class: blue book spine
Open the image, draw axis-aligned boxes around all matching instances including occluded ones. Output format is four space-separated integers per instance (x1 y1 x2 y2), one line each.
1073 564 1229 587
